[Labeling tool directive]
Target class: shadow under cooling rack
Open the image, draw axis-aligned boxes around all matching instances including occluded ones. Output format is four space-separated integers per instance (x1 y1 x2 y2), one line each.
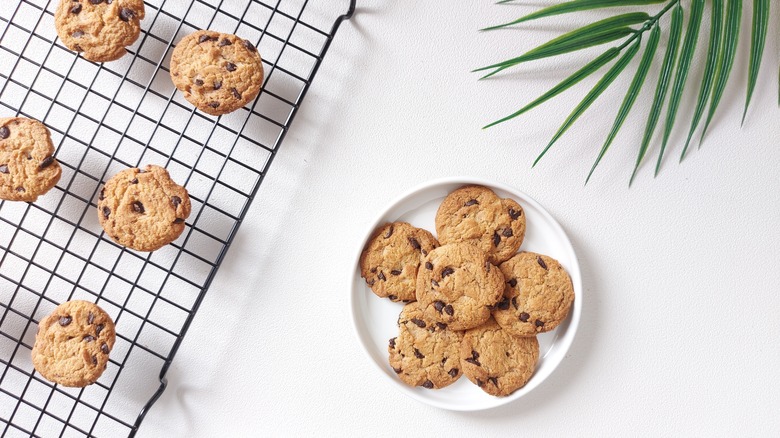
0 0 355 436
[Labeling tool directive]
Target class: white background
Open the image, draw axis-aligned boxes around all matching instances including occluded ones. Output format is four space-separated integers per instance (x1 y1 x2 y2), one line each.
140 1 780 436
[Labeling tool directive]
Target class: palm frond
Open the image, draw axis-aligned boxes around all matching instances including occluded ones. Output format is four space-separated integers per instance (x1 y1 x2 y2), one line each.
743 0 770 123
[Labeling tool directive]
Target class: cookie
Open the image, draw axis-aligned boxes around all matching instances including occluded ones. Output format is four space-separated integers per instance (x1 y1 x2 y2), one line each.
97 164 191 252
388 302 463 389
0 117 62 202
55 0 146 63
493 252 574 336
360 222 439 302
170 30 264 116
416 242 504 331
460 318 539 397
435 185 526 264
31 300 116 387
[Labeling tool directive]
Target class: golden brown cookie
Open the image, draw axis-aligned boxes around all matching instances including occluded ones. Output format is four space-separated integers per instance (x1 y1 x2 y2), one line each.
460 318 538 397
493 252 575 336
388 302 463 389
31 300 116 387
360 222 439 302
170 30 264 116
55 0 146 63
0 117 62 202
416 242 504 331
435 185 526 265
97 164 191 252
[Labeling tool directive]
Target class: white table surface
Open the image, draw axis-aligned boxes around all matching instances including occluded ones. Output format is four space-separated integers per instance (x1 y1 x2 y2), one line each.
137 1 780 436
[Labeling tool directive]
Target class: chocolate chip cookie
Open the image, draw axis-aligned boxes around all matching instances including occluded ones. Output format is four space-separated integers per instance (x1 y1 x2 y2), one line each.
388 302 463 389
360 222 439 302
97 164 191 252
55 0 146 63
416 242 505 331
0 117 62 202
31 300 116 387
170 30 264 116
435 185 526 265
493 252 574 336
460 318 539 397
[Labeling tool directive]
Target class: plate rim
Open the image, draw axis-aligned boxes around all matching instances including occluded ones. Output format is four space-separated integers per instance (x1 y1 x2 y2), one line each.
349 176 582 411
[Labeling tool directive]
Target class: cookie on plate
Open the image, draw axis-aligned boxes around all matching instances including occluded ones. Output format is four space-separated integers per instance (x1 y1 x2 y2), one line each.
435 185 525 265
55 0 146 62
460 318 539 397
170 30 264 116
31 300 116 387
0 117 62 202
360 222 439 302
416 242 504 331
493 252 574 336
388 302 463 389
97 164 191 252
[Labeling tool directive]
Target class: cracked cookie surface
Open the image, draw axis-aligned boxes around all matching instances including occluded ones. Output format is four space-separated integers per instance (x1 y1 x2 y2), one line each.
0 117 62 202
55 0 145 62
32 300 116 387
388 302 463 389
360 222 439 302
97 164 191 252
460 318 538 397
416 242 504 331
170 30 264 116
435 185 526 265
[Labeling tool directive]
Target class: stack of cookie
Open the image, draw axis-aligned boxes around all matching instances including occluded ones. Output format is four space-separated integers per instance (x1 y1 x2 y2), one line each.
360 185 575 397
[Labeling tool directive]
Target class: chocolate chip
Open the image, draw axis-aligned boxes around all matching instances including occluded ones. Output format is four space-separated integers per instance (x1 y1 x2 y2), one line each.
408 237 421 251
425 261 433 270
414 348 425 359
378 271 386 281
421 380 434 389
91 355 98 365
0 164 8 174
0 126 8 139
95 324 104 336
370 267 377 273
15 187 25 192
537 256 548 270
70 4 82 14
436 322 447 330
464 199 479 206
444 305 454 316
448 369 459 378
488 376 498 386
502 228 513 237
87 312 94 325
119 8 135 22
38 156 55 170
130 178 138 184
231 88 242 99
213 81 222 90
173 218 185 224
58 316 72 326
433 300 445 313
89 0 103 4
441 267 454 278
132 201 145 214
493 231 501 247
471 350 479 359
519 312 530 322
387 294 397 301
389 337 396 349
209 102 220 108
72 30 84 38
172 196 182 208
390 269 401 276
83 335 95 342
219 38 232 47
198 34 212 44
102 206 110 218
410 318 426 328
465 357 481 367
367 279 375 286
476 378 484 387
535 319 544 327
506 351 510 357
194 79 204 86
497 297 510 310
393 367 402 374
243 40 257 52
101 343 110 354
509 208 522 220
441 357 447 365
507 278 517 288
431 279 438 287
384 225 394 239
74 44 83 52
512 297 518 309
226 62 237 72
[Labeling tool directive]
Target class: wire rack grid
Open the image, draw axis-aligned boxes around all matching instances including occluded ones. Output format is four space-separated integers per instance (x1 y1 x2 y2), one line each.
0 0 354 436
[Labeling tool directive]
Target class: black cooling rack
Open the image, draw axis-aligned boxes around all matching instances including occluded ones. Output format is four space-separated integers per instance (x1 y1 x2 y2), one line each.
0 0 355 436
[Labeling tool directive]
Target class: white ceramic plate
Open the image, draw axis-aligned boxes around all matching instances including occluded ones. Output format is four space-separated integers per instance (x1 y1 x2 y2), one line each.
349 177 582 411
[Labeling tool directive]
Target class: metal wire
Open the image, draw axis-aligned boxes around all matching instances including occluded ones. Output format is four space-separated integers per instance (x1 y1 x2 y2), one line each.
0 0 355 436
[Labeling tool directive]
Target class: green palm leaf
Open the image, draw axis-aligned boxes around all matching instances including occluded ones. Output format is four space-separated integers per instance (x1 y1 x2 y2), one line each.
483 0 666 31
535 38 642 166
484 47 622 129
743 0 770 123
656 0 705 176
681 0 723 161
700 0 743 144
630 3 683 185
587 24 661 184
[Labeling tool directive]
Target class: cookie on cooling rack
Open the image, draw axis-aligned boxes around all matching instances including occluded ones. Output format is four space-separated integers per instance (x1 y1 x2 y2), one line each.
170 30 264 116
97 164 191 252
55 0 146 63
0 117 62 202
32 300 117 387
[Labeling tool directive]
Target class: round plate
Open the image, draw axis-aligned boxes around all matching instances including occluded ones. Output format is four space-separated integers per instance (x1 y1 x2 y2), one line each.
349 177 582 411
